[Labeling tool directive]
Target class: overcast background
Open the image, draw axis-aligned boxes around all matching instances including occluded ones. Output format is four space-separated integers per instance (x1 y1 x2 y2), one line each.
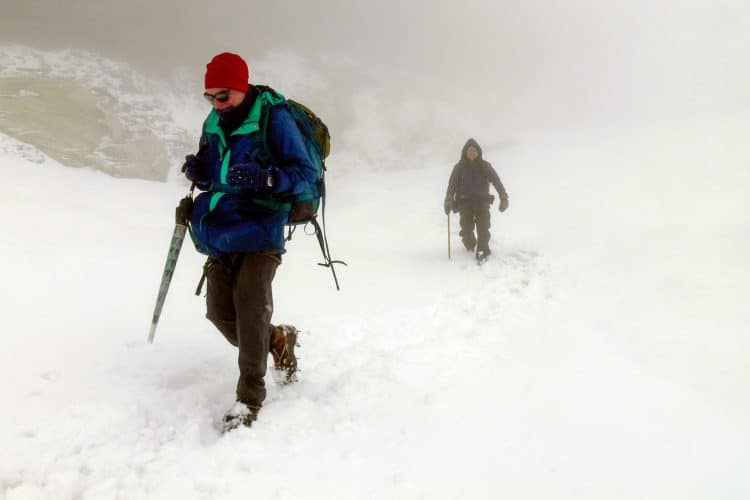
3 0 749 131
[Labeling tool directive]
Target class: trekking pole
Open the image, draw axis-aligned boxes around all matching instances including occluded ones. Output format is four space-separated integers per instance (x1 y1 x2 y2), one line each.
147 184 195 343
447 214 452 260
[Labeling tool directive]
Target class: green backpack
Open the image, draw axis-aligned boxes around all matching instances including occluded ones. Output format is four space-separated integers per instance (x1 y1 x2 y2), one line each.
256 86 344 289
254 86 329 224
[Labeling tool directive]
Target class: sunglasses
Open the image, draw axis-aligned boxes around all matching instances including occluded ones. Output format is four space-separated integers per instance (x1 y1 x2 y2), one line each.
203 90 230 104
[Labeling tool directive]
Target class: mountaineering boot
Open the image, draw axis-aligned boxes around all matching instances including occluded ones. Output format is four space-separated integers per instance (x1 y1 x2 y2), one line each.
270 324 299 384
222 401 261 432
476 249 490 264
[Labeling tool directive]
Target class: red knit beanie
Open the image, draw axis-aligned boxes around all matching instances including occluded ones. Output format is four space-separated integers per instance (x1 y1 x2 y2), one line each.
204 52 249 91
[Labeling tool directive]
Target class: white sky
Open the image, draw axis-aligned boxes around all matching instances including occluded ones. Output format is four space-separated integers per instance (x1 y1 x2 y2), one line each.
2 0 749 127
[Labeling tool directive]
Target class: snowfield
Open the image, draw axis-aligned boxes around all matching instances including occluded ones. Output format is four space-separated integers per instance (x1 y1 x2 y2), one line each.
1 111 749 498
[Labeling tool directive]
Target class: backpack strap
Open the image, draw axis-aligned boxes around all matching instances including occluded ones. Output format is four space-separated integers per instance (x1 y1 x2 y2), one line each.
282 181 347 291
250 97 277 167
251 85 285 167
312 178 346 290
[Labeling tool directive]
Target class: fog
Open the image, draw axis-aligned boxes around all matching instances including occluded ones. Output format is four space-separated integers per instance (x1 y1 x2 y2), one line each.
2 4 749 496
3 0 749 131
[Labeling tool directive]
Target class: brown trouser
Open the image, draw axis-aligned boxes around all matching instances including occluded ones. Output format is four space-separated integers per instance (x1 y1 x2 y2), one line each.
458 199 492 253
205 252 281 407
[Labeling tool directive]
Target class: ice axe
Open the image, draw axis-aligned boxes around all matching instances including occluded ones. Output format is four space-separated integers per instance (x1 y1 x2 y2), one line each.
447 214 452 260
147 184 195 343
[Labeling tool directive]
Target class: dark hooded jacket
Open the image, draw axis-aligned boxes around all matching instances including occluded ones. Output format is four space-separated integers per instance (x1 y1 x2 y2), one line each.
445 138 507 205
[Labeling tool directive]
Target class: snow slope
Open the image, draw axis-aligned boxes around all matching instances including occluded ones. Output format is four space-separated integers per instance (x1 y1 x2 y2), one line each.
1 105 749 499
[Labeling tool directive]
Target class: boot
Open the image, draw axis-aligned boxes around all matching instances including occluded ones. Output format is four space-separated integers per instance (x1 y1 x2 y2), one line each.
476 248 490 264
222 401 261 432
270 324 299 384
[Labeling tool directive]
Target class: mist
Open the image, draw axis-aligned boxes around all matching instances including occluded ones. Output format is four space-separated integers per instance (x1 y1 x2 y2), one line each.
3 0 749 132
2 3 750 497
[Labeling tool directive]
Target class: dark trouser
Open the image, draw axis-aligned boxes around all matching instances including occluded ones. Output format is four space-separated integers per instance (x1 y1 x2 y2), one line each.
205 252 281 407
458 199 492 254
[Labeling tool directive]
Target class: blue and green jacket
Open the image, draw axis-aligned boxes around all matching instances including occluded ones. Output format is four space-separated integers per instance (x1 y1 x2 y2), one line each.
189 87 318 256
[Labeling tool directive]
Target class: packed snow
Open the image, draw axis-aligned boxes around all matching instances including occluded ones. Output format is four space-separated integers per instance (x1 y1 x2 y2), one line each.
1 52 749 499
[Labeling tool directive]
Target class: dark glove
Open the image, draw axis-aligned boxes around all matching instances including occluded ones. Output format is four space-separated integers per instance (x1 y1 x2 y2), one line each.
181 154 209 183
226 162 274 191
499 197 509 213
175 195 193 225
443 198 452 215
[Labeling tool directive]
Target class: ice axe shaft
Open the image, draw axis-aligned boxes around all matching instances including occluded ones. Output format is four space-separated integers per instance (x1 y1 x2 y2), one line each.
147 223 187 343
447 214 452 260
147 187 194 343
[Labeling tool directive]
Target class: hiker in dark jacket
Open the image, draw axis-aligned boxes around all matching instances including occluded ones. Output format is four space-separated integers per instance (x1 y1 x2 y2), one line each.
182 52 316 431
444 138 509 260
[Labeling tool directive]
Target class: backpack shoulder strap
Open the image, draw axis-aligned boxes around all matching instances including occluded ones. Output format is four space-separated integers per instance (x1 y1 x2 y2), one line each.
245 86 288 165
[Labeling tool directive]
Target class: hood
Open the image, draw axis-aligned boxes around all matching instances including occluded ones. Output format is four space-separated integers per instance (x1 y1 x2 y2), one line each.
460 138 483 161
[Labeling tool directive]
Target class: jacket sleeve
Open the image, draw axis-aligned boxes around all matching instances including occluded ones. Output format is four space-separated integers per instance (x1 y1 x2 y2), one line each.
266 105 317 196
445 164 461 200
485 162 508 199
